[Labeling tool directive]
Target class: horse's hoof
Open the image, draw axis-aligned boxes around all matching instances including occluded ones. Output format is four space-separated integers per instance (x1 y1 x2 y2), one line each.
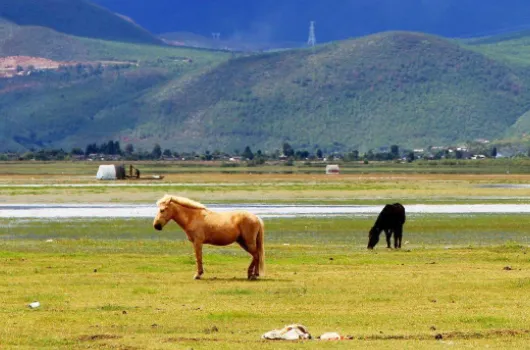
248 275 257 281
194 274 202 280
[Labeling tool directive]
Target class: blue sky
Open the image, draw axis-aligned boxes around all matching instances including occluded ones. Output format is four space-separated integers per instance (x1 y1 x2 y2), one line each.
94 0 530 43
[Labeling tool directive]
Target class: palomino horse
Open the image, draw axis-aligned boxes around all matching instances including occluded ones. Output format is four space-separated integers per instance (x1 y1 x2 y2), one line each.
153 195 265 280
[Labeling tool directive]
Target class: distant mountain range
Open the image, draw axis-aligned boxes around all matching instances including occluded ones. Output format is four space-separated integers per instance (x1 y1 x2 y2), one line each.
93 0 530 42
0 0 160 44
136 31 530 153
2 0 530 153
159 32 304 52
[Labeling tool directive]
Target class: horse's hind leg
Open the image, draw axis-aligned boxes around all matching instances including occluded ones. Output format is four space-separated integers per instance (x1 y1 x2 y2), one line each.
385 230 392 248
248 252 259 280
237 236 258 280
395 226 403 249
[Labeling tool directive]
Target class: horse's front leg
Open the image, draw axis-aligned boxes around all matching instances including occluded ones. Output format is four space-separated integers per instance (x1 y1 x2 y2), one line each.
192 241 204 280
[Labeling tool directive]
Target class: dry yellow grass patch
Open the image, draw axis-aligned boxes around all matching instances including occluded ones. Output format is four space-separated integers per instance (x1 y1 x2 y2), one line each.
1 171 530 203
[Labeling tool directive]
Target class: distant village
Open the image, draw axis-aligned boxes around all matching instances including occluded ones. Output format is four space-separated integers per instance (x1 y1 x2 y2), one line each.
1 138 526 163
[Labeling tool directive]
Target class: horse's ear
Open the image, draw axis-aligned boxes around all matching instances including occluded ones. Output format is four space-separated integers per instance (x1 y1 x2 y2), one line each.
156 194 170 206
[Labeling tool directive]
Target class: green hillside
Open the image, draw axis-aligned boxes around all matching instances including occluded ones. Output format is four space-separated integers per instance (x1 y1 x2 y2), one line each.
0 57 230 152
0 22 232 151
160 32 213 46
0 19 89 60
0 0 159 44
2 29 530 153
465 31 530 66
505 109 530 139
463 29 530 46
127 31 530 153
462 31 530 143
0 19 228 62
159 31 304 52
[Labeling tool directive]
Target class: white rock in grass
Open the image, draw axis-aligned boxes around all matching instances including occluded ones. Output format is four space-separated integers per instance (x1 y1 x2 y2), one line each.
28 301 40 309
319 332 342 340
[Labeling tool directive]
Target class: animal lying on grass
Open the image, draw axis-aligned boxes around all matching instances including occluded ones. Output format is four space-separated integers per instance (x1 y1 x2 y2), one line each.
153 194 265 280
368 203 406 249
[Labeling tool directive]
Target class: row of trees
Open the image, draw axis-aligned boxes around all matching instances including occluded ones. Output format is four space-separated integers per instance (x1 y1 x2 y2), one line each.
81 140 123 156
0 139 504 162
2 141 342 162
79 141 324 161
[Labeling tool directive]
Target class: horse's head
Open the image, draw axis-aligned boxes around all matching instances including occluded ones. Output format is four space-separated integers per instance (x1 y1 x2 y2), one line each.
367 226 380 249
153 195 206 231
153 196 173 231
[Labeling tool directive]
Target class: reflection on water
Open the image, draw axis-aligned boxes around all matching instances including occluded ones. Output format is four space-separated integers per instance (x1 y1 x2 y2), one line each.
477 184 530 188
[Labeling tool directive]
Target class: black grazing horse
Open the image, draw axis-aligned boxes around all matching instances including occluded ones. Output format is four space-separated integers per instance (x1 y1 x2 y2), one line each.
367 203 406 249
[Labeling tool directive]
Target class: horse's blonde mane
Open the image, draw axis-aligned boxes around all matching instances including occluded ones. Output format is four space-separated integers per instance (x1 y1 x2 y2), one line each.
157 194 206 209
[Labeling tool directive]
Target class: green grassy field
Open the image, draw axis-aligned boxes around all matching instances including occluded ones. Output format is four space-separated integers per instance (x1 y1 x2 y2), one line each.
1 163 530 348
1 216 529 349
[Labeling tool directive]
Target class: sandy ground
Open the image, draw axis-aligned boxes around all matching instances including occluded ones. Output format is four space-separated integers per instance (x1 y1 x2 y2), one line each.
2 172 530 204
3 172 530 184
0 56 70 78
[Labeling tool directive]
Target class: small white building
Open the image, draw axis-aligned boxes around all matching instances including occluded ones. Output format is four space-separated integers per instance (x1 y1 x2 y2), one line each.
96 164 126 180
325 164 340 175
96 165 118 180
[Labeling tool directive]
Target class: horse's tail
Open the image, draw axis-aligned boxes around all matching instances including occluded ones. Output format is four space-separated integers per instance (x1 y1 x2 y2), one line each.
257 217 265 276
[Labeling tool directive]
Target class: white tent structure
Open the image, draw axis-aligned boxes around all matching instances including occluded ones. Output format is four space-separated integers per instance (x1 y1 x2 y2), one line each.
96 165 118 180
96 165 126 180
325 164 340 175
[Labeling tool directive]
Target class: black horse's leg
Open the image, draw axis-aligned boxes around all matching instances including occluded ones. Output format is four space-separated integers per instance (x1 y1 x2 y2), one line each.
368 228 381 249
396 226 403 248
385 229 392 248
